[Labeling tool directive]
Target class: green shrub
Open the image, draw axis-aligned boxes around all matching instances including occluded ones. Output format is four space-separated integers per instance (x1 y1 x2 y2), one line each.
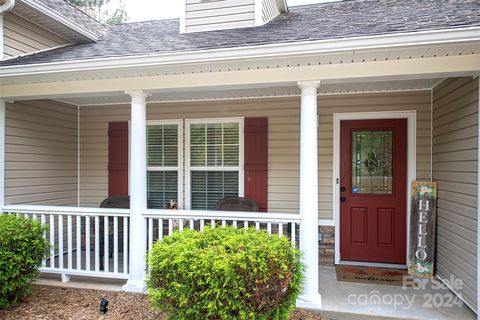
0 214 50 309
147 226 303 320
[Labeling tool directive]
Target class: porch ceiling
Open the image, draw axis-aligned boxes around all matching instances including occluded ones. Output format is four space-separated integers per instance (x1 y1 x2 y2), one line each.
55 78 443 106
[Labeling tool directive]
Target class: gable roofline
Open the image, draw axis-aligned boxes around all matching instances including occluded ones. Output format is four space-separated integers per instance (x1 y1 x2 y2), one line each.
19 0 100 41
1 26 479 78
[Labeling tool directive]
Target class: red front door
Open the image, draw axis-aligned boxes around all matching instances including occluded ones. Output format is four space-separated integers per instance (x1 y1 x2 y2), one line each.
340 119 407 264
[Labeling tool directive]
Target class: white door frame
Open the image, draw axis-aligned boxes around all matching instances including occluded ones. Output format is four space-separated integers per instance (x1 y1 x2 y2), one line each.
333 111 417 267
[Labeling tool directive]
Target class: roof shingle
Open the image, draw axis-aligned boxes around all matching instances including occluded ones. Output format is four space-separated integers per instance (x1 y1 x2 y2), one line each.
2 0 480 66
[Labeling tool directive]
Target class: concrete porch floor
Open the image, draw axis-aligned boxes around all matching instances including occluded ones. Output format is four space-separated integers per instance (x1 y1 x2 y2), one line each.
36 266 476 320
319 266 476 320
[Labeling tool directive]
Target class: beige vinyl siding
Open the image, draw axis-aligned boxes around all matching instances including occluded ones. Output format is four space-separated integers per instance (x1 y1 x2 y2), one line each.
262 0 280 23
3 13 70 59
5 100 78 206
80 91 431 219
432 77 478 311
185 0 255 33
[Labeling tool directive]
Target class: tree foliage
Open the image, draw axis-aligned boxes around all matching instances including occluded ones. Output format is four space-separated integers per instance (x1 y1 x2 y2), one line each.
66 0 128 25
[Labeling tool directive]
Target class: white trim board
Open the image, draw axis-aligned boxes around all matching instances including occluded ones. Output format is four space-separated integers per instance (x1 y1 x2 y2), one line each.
332 110 417 266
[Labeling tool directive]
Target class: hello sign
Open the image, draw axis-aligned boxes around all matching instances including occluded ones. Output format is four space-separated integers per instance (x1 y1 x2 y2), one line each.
408 181 437 278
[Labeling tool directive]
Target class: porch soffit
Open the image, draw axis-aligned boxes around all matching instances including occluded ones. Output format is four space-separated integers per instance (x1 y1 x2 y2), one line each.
53 78 443 106
0 51 479 100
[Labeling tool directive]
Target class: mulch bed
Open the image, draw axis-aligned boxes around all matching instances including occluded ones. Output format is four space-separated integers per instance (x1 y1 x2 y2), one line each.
0 285 323 320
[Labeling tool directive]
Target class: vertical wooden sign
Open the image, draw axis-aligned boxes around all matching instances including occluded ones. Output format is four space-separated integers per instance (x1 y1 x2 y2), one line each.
408 181 437 278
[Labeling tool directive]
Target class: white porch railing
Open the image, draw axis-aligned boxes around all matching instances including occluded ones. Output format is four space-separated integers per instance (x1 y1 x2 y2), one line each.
2 205 302 282
2 205 130 280
143 209 301 252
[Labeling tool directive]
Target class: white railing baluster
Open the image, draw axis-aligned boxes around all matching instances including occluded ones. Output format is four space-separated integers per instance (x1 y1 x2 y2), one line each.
58 215 63 270
95 216 100 272
76 216 81 270
168 219 173 236
4 205 302 281
113 216 118 274
41 214 46 267
104 216 109 273
49 215 55 268
123 217 128 274
67 215 72 270
148 218 153 252
158 219 163 240
291 223 296 248
86 216 91 271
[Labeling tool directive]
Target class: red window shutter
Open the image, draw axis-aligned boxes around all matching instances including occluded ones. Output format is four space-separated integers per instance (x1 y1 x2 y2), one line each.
108 122 129 196
244 118 268 212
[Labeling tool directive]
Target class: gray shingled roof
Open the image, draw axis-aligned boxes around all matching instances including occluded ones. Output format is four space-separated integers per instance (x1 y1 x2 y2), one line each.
39 0 105 37
2 0 480 66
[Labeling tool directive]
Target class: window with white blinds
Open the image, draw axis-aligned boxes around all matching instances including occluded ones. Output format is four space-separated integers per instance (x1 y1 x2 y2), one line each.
186 119 244 210
146 121 183 209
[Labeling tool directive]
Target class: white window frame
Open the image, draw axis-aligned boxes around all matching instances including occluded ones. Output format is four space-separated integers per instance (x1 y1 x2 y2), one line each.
146 119 184 209
185 117 244 210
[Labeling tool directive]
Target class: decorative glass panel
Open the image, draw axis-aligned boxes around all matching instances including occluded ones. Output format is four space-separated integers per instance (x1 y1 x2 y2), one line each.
352 130 393 194
191 171 239 210
147 171 178 209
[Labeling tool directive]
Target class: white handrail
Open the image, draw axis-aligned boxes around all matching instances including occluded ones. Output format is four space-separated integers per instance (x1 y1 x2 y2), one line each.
142 209 301 223
3 205 130 217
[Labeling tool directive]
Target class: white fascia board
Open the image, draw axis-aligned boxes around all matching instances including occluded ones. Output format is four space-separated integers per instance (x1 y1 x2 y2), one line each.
1 26 480 77
18 0 99 41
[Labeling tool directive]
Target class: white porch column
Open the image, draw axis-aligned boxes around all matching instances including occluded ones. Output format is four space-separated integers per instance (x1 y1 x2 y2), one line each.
297 81 322 309
122 90 150 293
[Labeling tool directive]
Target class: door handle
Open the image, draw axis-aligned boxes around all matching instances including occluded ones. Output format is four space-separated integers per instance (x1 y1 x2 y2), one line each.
340 196 346 202
340 186 346 192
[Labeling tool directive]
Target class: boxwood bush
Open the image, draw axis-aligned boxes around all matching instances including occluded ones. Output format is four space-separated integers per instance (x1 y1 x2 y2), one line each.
0 214 50 309
147 226 303 320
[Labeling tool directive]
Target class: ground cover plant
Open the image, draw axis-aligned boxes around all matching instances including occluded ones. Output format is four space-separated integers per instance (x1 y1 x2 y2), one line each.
0 214 50 309
147 226 303 320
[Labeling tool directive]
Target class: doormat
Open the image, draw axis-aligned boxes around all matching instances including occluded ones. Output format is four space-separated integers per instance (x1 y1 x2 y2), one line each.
335 265 409 286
